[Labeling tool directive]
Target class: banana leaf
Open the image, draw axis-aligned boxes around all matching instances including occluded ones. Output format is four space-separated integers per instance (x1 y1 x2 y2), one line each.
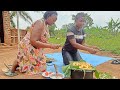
62 60 96 77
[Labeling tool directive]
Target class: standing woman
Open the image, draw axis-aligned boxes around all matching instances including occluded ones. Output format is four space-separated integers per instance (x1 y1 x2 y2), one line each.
5 11 61 76
62 13 98 65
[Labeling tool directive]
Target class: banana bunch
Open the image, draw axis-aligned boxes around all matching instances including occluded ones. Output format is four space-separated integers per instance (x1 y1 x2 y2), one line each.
72 62 93 70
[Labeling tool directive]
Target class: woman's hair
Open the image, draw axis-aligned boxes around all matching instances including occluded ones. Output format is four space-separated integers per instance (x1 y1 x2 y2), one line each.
75 12 85 21
43 11 58 19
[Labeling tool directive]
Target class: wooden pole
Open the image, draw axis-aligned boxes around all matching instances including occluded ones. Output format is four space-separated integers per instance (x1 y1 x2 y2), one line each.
17 11 20 51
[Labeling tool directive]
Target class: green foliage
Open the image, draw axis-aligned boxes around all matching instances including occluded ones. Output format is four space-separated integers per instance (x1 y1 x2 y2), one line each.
62 65 71 77
48 24 57 37
9 11 42 28
10 12 16 28
106 18 120 36
62 64 115 79
62 61 114 79
48 36 66 46
85 27 120 55
95 70 114 79
62 12 94 30
49 17 120 55
95 70 99 79
48 29 67 45
10 11 33 25
49 26 120 55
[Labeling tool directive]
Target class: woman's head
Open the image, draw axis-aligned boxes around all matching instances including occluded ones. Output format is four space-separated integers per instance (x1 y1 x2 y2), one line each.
75 13 85 28
43 11 58 25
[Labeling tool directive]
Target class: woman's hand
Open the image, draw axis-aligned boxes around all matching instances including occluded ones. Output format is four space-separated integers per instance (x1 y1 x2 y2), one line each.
91 46 100 50
88 48 99 54
50 44 61 49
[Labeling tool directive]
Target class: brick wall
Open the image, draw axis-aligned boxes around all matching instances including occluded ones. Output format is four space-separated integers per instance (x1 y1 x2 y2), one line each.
11 29 27 43
2 11 27 45
2 11 11 45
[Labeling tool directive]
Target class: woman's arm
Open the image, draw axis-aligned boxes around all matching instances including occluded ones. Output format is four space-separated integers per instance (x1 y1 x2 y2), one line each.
82 40 100 50
30 20 60 49
67 32 98 54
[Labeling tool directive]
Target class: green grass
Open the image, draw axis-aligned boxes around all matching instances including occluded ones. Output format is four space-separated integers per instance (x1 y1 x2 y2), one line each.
48 37 66 46
48 28 120 55
85 28 120 55
48 29 67 45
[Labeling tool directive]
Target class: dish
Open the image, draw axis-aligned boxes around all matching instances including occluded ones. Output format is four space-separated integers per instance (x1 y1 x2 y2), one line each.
49 73 64 79
42 71 54 77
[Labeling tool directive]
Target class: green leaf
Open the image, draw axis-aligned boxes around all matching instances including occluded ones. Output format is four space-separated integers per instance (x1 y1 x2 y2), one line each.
97 72 113 79
95 70 100 79
62 65 71 77
79 59 86 62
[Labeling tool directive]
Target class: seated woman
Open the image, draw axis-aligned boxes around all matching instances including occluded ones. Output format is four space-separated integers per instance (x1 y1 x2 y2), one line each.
4 11 61 76
62 13 99 65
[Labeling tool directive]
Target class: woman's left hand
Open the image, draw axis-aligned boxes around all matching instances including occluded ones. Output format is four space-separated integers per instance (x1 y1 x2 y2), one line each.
50 44 61 49
88 48 99 54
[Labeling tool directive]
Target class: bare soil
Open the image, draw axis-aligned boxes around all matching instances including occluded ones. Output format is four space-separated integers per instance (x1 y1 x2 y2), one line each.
0 45 120 79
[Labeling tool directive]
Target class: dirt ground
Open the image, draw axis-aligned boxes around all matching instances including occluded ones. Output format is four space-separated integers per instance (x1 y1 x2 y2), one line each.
0 45 120 79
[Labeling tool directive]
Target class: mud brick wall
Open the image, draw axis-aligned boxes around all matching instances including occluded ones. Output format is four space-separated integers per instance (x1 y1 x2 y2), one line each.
3 11 11 45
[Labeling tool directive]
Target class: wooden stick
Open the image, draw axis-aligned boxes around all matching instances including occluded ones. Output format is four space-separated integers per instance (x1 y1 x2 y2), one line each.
4 62 11 71
53 64 58 76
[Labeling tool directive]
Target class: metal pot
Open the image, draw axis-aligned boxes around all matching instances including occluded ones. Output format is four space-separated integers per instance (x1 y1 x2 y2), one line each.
71 70 94 79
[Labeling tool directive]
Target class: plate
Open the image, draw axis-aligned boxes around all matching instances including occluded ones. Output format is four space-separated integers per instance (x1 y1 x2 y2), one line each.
42 71 55 78
49 73 64 79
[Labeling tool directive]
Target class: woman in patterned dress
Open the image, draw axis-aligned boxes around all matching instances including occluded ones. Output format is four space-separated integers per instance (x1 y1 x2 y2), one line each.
5 11 61 76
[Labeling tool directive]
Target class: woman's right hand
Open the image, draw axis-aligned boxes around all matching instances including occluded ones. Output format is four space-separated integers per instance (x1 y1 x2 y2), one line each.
50 44 61 49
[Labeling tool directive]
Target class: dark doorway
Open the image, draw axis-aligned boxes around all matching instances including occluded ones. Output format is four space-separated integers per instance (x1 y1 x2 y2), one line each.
0 11 4 43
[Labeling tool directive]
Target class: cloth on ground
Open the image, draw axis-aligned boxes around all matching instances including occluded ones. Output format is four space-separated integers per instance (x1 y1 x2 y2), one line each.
45 52 113 74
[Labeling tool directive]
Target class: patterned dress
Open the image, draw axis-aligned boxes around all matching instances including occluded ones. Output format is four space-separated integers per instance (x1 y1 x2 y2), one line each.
16 19 50 75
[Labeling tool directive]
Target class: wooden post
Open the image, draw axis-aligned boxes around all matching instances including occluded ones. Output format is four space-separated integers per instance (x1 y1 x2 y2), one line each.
17 11 20 50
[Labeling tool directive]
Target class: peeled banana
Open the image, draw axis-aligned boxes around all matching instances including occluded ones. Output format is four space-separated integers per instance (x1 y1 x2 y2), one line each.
72 62 93 70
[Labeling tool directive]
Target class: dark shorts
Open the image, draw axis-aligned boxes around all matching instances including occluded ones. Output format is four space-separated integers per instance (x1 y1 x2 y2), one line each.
62 48 82 65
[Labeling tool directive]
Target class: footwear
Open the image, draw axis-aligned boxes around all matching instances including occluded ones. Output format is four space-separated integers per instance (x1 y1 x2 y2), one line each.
3 62 18 76
111 59 120 64
4 70 18 77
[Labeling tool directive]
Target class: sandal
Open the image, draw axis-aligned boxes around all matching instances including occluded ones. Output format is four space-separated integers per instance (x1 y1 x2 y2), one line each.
111 59 120 64
4 70 18 77
3 62 18 77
